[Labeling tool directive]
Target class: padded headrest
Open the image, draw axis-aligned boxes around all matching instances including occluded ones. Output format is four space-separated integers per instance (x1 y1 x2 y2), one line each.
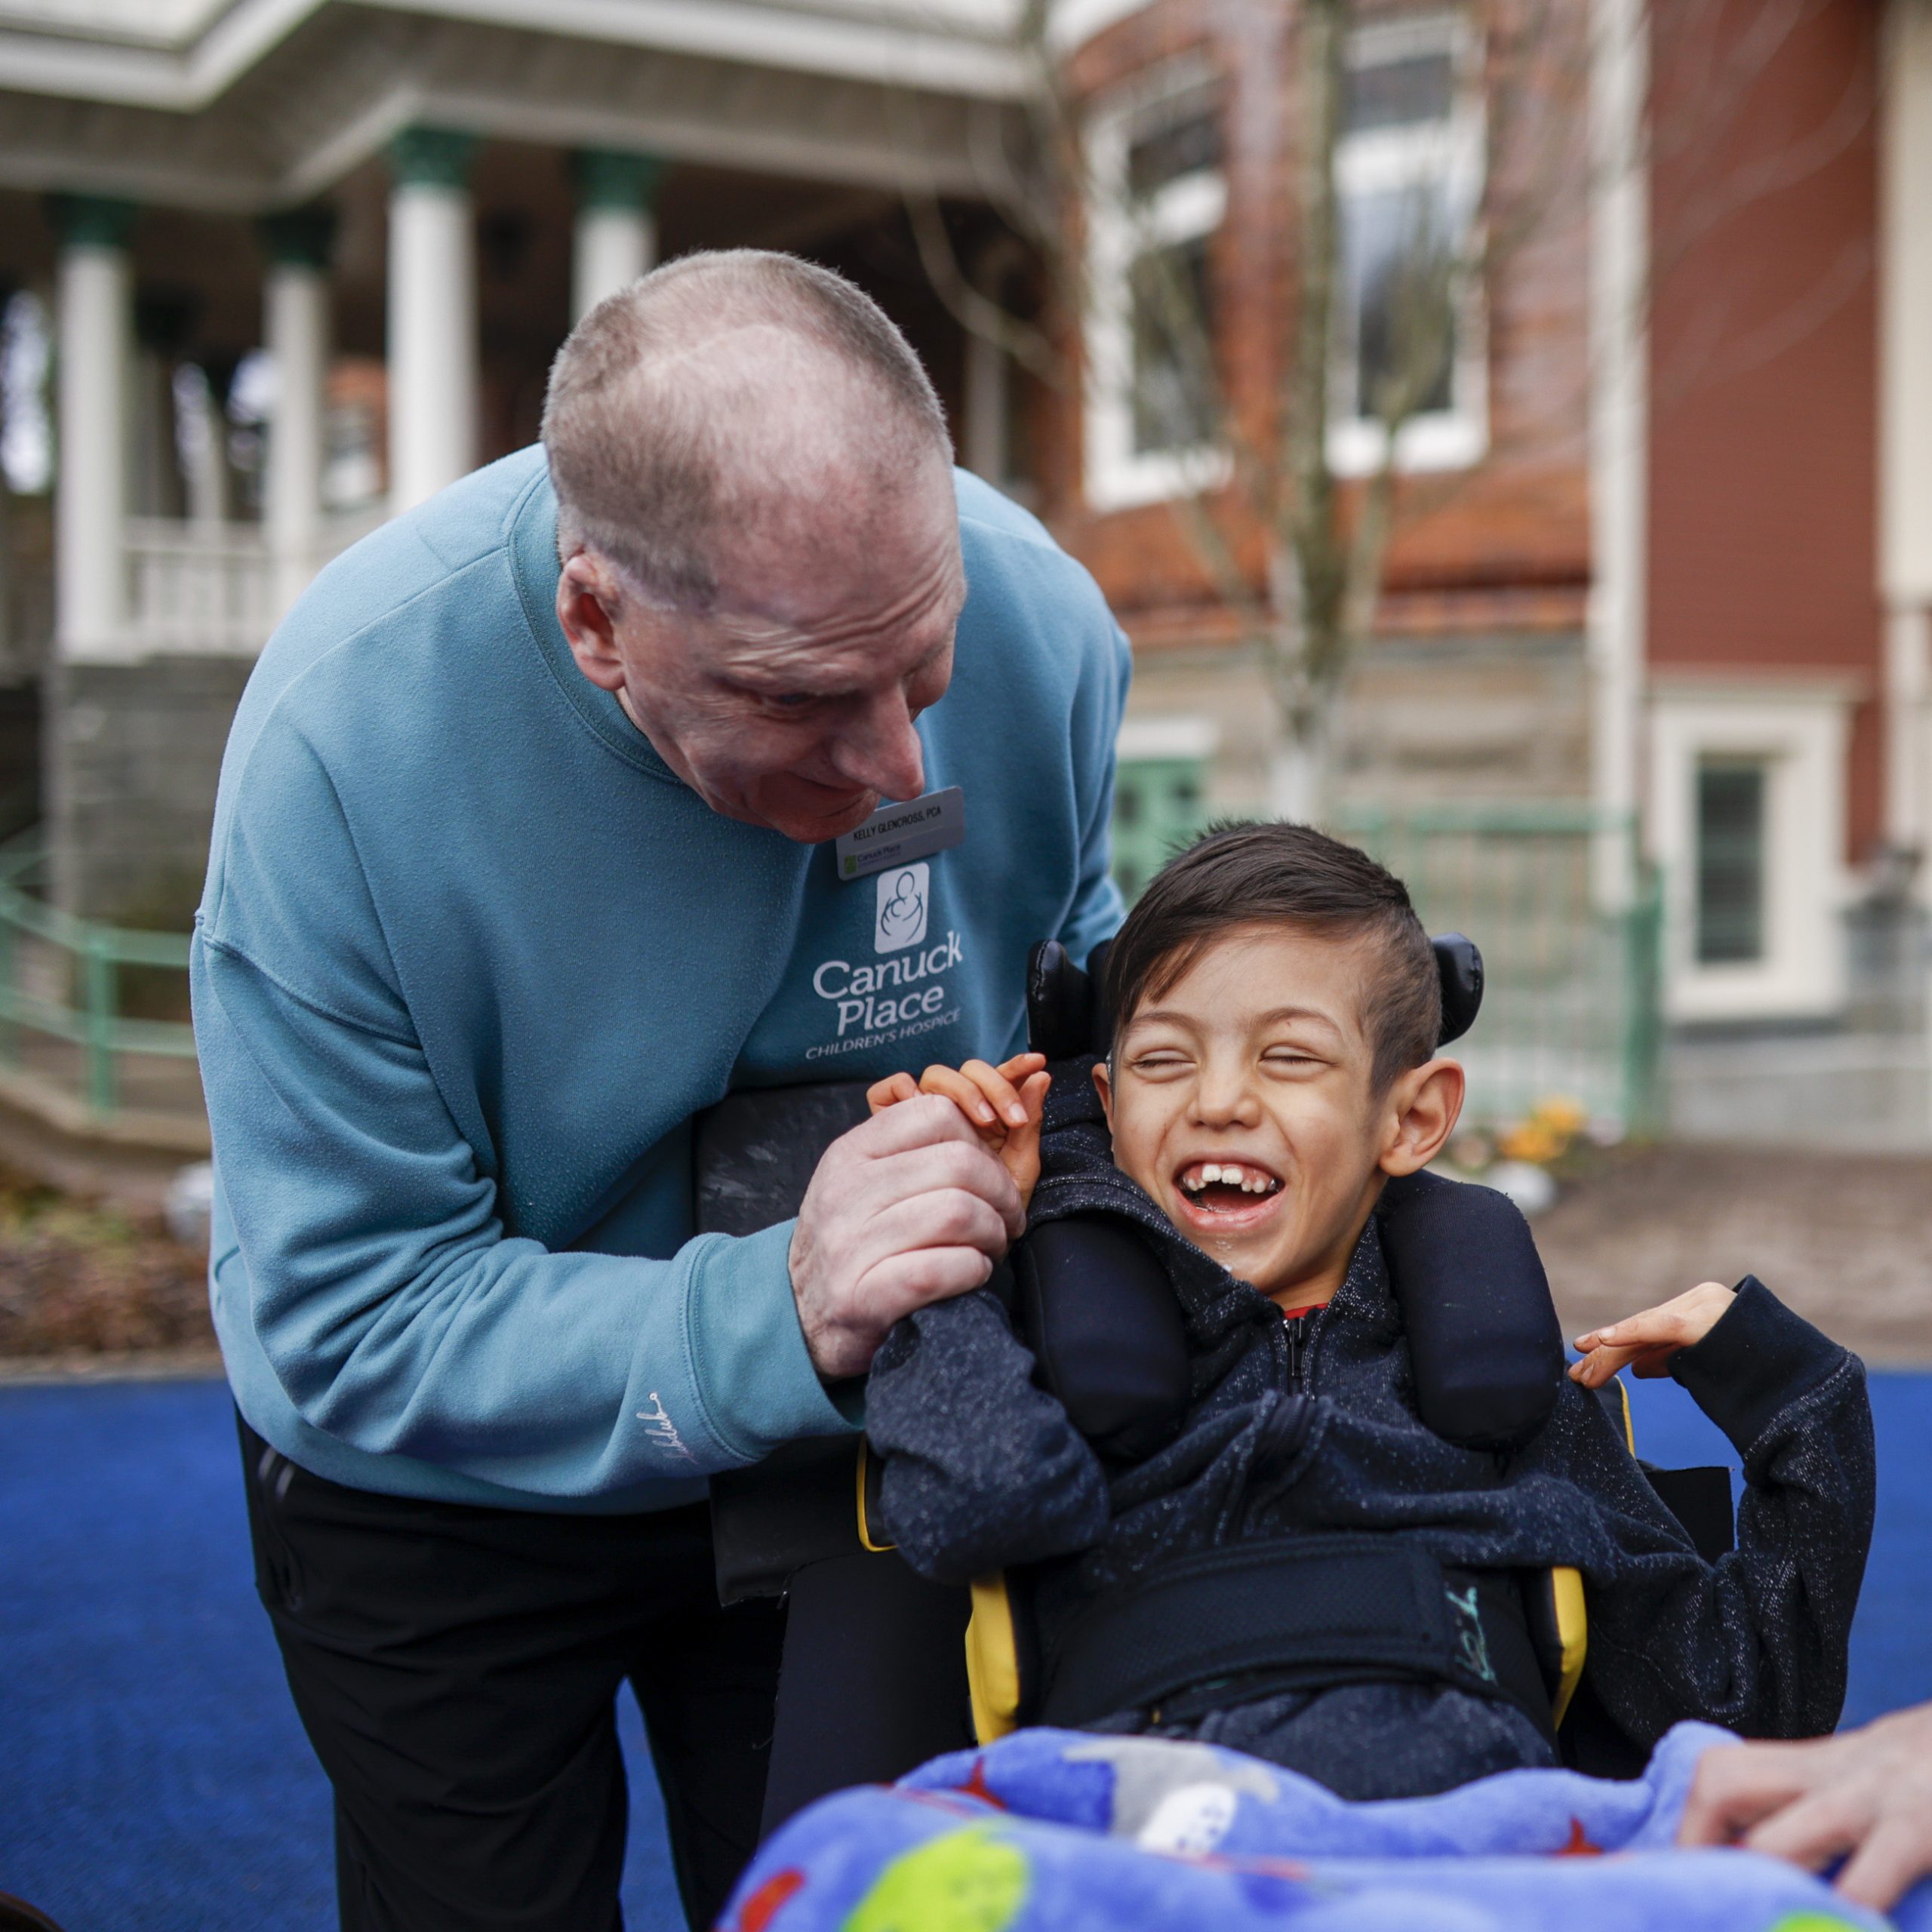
1027 931 1484 1059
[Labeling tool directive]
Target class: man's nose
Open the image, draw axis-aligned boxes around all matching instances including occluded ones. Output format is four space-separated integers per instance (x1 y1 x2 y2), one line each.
832 688 925 801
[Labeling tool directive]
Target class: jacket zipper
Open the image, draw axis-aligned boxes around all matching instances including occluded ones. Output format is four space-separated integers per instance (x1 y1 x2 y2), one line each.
1282 1312 1307 1390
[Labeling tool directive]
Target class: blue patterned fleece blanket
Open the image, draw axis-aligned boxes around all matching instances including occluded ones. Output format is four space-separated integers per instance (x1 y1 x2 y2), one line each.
720 1724 1932 1932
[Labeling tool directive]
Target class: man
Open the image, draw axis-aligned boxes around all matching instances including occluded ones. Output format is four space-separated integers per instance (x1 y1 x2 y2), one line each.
194 251 1128 1930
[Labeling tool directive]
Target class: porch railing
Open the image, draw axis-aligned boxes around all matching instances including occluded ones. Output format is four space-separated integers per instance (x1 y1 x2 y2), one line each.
0 845 202 1143
123 518 279 654
120 508 386 657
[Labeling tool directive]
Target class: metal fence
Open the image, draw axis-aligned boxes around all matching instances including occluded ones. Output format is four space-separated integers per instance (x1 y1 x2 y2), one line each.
0 845 202 1142
0 799 1660 1148
1336 804 1664 1137
1106 773 1666 1140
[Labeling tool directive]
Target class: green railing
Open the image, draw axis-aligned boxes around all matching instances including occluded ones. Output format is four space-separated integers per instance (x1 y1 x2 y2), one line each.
0 845 199 1131
1335 804 1665 1137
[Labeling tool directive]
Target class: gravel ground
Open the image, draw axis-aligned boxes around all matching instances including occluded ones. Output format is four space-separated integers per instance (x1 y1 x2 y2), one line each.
1537 1143 1932 1364
0 1165 210 1362
0 1143 1922 1371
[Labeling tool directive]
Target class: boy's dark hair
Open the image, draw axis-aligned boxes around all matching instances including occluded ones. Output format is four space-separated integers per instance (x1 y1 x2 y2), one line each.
1102 821 1441 1093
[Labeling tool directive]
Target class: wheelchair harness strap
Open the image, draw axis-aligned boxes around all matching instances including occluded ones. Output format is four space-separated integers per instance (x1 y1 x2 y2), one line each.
1037 1533 1556 1743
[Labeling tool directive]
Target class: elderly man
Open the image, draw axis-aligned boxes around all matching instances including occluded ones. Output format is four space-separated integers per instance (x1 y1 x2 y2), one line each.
194 251 1127 1931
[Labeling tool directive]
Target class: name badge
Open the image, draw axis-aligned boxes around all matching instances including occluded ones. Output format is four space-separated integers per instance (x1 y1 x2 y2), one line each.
834 786 964 881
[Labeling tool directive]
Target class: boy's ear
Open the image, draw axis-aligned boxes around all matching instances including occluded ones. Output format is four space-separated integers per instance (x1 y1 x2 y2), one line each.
1379 1058 1465 1177
1091 1057 1115 1128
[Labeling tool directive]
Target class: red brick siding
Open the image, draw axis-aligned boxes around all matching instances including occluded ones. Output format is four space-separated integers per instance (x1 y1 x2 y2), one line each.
1040 0 1593 647
1646 0 1882 857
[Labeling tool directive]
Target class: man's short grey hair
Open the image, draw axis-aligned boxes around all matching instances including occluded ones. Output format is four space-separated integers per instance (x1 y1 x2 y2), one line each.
542 249 952 609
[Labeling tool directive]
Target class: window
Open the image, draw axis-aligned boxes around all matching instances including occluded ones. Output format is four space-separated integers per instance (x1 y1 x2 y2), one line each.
1329 17 1486 477
1694 760 1767 964
1084 67 1230 512
1112 717 1217 903
1651 684 1852 1023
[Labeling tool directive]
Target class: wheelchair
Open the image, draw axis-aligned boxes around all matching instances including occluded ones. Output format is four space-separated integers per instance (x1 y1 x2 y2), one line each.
695 936 1735 1838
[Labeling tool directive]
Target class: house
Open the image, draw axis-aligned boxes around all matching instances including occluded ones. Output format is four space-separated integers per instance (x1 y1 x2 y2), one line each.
0 0 1924 1137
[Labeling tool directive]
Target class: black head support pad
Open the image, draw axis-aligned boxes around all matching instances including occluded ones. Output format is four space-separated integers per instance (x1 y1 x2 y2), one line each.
1026 931 1484 1058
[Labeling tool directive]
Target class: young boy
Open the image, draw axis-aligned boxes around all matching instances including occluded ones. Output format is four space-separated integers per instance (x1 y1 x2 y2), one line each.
862 822 1875 1801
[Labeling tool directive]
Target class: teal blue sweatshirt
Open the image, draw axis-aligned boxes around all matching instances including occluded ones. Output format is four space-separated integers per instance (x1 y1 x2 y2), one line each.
194 449 1128 1512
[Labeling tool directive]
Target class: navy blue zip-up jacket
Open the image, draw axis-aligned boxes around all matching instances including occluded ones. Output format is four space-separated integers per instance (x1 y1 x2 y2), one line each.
866 1072 1875 1801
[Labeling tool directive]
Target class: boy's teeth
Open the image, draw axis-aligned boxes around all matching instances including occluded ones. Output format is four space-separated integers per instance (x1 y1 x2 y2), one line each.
1182 1160 1281 1195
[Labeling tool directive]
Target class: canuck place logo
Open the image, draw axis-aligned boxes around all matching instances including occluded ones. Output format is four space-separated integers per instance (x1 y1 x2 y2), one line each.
805 871 963 1063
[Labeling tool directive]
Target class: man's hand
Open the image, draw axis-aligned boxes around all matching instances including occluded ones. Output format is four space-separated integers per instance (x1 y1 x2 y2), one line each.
1567 1280 1737 1388
867 1052 1050 1209
789 1093 1026 1380
1679 1706 1932 1912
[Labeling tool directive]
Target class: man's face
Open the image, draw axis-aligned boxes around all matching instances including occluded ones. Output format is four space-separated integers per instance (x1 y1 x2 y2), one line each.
558 462 964 844
1094 924 1421 1307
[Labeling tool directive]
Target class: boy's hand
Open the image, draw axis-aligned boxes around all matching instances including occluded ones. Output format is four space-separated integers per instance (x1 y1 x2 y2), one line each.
869 1052 1051 1209
1567 1280 1737 1387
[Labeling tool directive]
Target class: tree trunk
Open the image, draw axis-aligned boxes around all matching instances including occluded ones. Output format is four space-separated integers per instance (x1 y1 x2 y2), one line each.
1268 713 1332 823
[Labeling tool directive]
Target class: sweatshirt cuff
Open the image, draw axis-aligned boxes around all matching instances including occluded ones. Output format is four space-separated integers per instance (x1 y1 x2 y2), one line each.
682 1220 861 1463
1669 1275 1844 1454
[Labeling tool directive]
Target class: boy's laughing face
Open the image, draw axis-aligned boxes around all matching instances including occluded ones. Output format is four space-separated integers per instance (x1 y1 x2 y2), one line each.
1093 921 1463 1309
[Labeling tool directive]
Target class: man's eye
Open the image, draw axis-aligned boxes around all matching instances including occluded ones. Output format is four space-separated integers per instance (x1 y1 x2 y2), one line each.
760 691 818 711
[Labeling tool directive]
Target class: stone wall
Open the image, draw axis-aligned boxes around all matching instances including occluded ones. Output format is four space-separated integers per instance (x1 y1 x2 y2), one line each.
1124 629 1591 818
48 655 253 922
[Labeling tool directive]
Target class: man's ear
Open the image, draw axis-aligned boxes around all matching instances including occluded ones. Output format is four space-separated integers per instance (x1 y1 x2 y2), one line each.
1378 1058 1465 1177
555 552 627 694
1091 1057 1115 1131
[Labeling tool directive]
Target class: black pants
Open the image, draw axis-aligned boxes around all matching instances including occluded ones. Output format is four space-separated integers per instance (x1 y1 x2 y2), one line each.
238 1417 782 1932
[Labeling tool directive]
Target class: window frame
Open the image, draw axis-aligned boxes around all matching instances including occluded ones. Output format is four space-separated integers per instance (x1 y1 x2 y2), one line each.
1082 58 1232 513
1327 13 1489 479
1651 682 1854 1022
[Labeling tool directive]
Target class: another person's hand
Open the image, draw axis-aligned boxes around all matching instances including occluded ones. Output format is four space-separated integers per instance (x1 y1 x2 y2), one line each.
868 1052 1051 1209
1679 1705 1932 1912
1567 1280 1737 1388
789 1094 1026 1380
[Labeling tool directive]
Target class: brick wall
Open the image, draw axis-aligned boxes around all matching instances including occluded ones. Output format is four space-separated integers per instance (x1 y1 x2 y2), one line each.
1646 0 1883 860
49 657 252 923
1035 0 1596 803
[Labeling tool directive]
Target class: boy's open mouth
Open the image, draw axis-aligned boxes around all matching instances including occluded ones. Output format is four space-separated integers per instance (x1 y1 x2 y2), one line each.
1174 1159 1284 1223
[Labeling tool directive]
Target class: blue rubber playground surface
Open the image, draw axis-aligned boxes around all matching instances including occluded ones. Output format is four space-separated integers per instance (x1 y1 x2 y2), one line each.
4 1369 1931 1932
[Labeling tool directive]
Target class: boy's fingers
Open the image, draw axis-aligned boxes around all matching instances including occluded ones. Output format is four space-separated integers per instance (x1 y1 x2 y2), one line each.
995 1051 1048 1082
958 1057 1029 1128
919 1064 999 1126
866 1072 921 1115
1567 1343 1643 1387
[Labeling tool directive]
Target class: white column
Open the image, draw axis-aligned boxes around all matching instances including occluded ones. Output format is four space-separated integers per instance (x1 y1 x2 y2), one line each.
262 210 334 614
387 129 478 513
1880 0 1932 882
53 195 135 662
570 150 663 323
1586 0 1650 909
962 328 1010 486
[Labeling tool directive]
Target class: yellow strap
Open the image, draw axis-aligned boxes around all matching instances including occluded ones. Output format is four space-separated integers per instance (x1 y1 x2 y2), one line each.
1549 1564 1589 1728
965 1575 1023 1743
855 1440 895 1553
1611 1377 1635 1455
